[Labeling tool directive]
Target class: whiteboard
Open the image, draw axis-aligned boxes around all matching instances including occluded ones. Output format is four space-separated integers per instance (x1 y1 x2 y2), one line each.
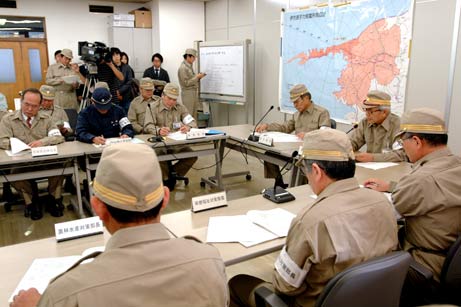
199 40 248 103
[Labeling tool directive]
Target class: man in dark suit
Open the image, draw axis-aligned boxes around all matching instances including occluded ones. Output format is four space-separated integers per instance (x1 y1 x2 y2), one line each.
143 53 170 96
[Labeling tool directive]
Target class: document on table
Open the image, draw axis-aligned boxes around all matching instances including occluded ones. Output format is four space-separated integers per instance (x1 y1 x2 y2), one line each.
246 208 295 237
356 162 399 170
9 246 105 302
10 137 30 155
167 131 187 141
206 208 296 247
259 132 301 143
9 256 81 302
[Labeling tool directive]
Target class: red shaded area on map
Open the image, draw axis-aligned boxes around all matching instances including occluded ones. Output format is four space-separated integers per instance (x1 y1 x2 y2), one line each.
288 18 401 106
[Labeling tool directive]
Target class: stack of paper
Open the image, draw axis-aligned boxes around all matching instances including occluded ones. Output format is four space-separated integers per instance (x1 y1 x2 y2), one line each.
206 208 296 247
167 131 187 141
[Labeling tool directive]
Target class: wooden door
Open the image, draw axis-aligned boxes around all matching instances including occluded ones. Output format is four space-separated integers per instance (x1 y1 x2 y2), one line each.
0 41 48 110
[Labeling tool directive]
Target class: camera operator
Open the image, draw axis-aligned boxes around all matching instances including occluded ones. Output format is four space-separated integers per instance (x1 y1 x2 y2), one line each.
80 47 124 106
113 49 134 114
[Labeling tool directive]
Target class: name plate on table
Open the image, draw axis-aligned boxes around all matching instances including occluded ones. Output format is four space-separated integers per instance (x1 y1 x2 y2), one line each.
31 146 58 157
259 135 273 147
105 137 132 145
186 129 206 140
192 191 228 213
55 216 103 242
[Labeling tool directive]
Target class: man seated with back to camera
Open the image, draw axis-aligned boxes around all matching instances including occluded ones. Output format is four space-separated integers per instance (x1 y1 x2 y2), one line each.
10 143 229 307
229 129 398 307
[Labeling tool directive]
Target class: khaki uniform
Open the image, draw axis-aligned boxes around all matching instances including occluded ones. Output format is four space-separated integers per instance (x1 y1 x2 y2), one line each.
127 95 160 134
40 105 73 137
0 110 8 120
265 103 330 178
38 223 229 307
349 113 406 162
178 60 200 119
46 63 79 110
273 178 397 307
144 100 198 179
230 178 398 307
391 148 461 282
267 103 330 134
0 111 64 204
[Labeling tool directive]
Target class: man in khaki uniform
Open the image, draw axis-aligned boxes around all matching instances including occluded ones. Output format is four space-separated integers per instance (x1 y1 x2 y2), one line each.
144 83 198 190
0 88 65 220
39 85 73 138
45 49 84 111
364 108 461 306
229 129 398 307
127 77 160 134
256 84 331 187
350 91 405 162
10 143 229 307
177 48 206 119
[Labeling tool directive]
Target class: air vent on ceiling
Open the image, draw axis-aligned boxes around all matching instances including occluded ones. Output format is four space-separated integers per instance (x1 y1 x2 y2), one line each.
0 1 17 8
89 5 114 14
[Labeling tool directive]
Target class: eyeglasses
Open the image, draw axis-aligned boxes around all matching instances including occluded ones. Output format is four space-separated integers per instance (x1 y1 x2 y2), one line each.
362 108 381 114
397 134 413 147
22 102 40 109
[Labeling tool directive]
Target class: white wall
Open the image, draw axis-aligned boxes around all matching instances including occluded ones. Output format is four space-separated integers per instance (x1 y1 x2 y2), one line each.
155 0 205 88
0 0 143 64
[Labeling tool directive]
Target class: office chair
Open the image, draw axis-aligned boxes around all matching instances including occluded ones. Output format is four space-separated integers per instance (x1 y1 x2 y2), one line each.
254 251 411 307
163 160 189 192
330 119 337 129
408 234 461 305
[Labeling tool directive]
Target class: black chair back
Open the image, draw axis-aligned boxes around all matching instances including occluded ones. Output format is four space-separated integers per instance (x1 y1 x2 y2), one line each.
440 234 461 304
315 252 411 307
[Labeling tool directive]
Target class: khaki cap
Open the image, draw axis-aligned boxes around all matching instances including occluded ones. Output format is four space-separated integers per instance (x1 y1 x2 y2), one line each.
290 84 309 102
39 85 56 100
140 77 155 90
298 129 355 163
184 48 197 57
93 143 164 212
94 81 109 90
395 107 447 137
60 49 73 60
163 83 180 99
153 79 167 87
362 90 391 108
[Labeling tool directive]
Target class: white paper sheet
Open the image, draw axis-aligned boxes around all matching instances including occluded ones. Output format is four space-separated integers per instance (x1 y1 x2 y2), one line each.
62 75 79 84
246 208 296 237
259 132 301 143
356 162 399 170
10 137 30 154
167 131 187 141
9 256 81 302
206 215 278 245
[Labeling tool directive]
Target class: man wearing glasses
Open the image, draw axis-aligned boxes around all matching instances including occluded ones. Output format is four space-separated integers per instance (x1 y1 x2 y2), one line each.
364 108 461 306
0 88 65 220
349 90 405 162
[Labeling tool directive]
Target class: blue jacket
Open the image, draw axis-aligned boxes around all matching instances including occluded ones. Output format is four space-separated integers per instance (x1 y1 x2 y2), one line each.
76 104 134 143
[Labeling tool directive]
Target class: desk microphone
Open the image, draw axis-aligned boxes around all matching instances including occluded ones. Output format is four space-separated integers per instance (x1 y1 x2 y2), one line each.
248 105 274 142
346 123 359 134
262 150 297 204
147 103 163 143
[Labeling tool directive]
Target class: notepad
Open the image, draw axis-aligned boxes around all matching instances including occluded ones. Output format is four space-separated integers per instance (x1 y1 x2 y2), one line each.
259 132 301 143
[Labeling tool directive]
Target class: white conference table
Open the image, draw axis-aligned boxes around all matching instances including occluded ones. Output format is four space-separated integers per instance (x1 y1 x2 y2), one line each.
0 162 410 303
0 141 87 217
